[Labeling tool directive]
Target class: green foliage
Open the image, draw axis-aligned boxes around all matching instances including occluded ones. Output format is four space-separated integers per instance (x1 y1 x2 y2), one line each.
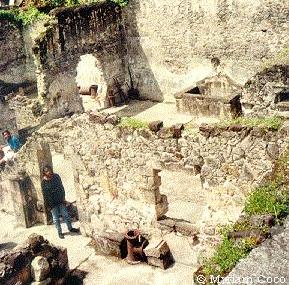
232 218 270 235
65 0 79 6
18 7 49 26
119 117 148 129
202 237 252 277
111 0 128 7
0 0 128 27
199 151 289 283
0 9 20 27
0 7 49 27
217 116 283 130
245 183 289 218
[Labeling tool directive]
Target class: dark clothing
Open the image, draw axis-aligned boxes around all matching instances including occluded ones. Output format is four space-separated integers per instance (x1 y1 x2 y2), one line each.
41 174 65 209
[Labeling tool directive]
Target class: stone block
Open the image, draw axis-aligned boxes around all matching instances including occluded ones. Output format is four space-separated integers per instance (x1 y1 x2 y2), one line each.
156 194 168 218
92 231 124 257
175 221 198 236
31 256 50 282
144 239 170 258
106 114 120 125
149 121 163 132
144 240 174 269
171 123 184 138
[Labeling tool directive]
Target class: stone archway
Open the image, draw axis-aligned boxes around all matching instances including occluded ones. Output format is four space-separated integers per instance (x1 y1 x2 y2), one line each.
76 54 108 111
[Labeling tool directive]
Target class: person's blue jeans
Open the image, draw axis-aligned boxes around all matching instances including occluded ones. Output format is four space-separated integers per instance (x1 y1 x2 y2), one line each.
51 204 72 235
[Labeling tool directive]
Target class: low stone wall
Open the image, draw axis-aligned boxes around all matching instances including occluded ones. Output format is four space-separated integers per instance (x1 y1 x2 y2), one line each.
175 93 233 119
5 113 287 245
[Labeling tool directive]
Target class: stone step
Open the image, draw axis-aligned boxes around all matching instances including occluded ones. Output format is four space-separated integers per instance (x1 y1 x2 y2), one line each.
157 216 199 236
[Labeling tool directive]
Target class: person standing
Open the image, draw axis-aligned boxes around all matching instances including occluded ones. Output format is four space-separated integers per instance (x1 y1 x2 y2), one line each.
41 165 79 239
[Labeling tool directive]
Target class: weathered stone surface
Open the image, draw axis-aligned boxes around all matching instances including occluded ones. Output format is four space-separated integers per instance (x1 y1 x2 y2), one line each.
92 231 124 257
124 0 289 102
144 239 170 258
31 256 50 282
31 277 51 285
1 114 287 253
241 65 289 118
249 214 275 228
222 220 289 285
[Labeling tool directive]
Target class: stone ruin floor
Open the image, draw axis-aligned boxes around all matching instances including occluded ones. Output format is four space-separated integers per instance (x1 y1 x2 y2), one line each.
0 210 195 285
84 98 220 128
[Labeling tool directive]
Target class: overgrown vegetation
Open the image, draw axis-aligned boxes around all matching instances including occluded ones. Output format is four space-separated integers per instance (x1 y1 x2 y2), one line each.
197 150 289 284
202 236 255 277
119 117 148 129
244 183 289 218
0 7 50 26
0 0 128 27
217 116 283 130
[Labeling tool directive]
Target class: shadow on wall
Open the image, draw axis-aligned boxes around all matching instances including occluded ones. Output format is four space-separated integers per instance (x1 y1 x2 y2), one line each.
123 0 163 102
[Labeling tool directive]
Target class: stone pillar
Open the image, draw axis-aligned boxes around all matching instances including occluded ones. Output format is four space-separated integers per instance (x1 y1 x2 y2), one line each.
25 142 53 225
153 169 168 219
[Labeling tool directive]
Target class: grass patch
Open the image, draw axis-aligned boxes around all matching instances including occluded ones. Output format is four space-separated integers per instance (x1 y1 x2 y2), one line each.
217 116 283 130
118 117 148 129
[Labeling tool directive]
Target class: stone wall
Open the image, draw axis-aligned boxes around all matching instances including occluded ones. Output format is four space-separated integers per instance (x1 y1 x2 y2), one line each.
32 2 128 121
0 177 39 228
0 20 26 83
123 0 289 101
241 65 289 118
5 113 287 244
0 19 37 87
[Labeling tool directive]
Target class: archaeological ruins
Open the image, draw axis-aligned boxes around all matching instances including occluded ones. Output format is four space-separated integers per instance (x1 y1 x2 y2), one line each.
0 0 288 284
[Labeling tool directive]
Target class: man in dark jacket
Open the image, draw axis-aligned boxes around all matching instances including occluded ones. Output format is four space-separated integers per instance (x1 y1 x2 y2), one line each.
41 165 79 239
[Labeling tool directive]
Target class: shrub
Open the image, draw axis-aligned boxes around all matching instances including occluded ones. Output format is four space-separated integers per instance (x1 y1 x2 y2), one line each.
0 9 20 27
17 7 50 26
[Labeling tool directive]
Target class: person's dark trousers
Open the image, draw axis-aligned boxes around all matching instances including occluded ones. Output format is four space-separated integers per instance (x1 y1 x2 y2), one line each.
51 204 73 235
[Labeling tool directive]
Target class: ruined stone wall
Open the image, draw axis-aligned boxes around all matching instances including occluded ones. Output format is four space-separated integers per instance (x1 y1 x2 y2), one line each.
0 20 36 84
241 65 289 118
123 0 289 101
7 114 288 242
0 20 26 83
33 2 128 121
